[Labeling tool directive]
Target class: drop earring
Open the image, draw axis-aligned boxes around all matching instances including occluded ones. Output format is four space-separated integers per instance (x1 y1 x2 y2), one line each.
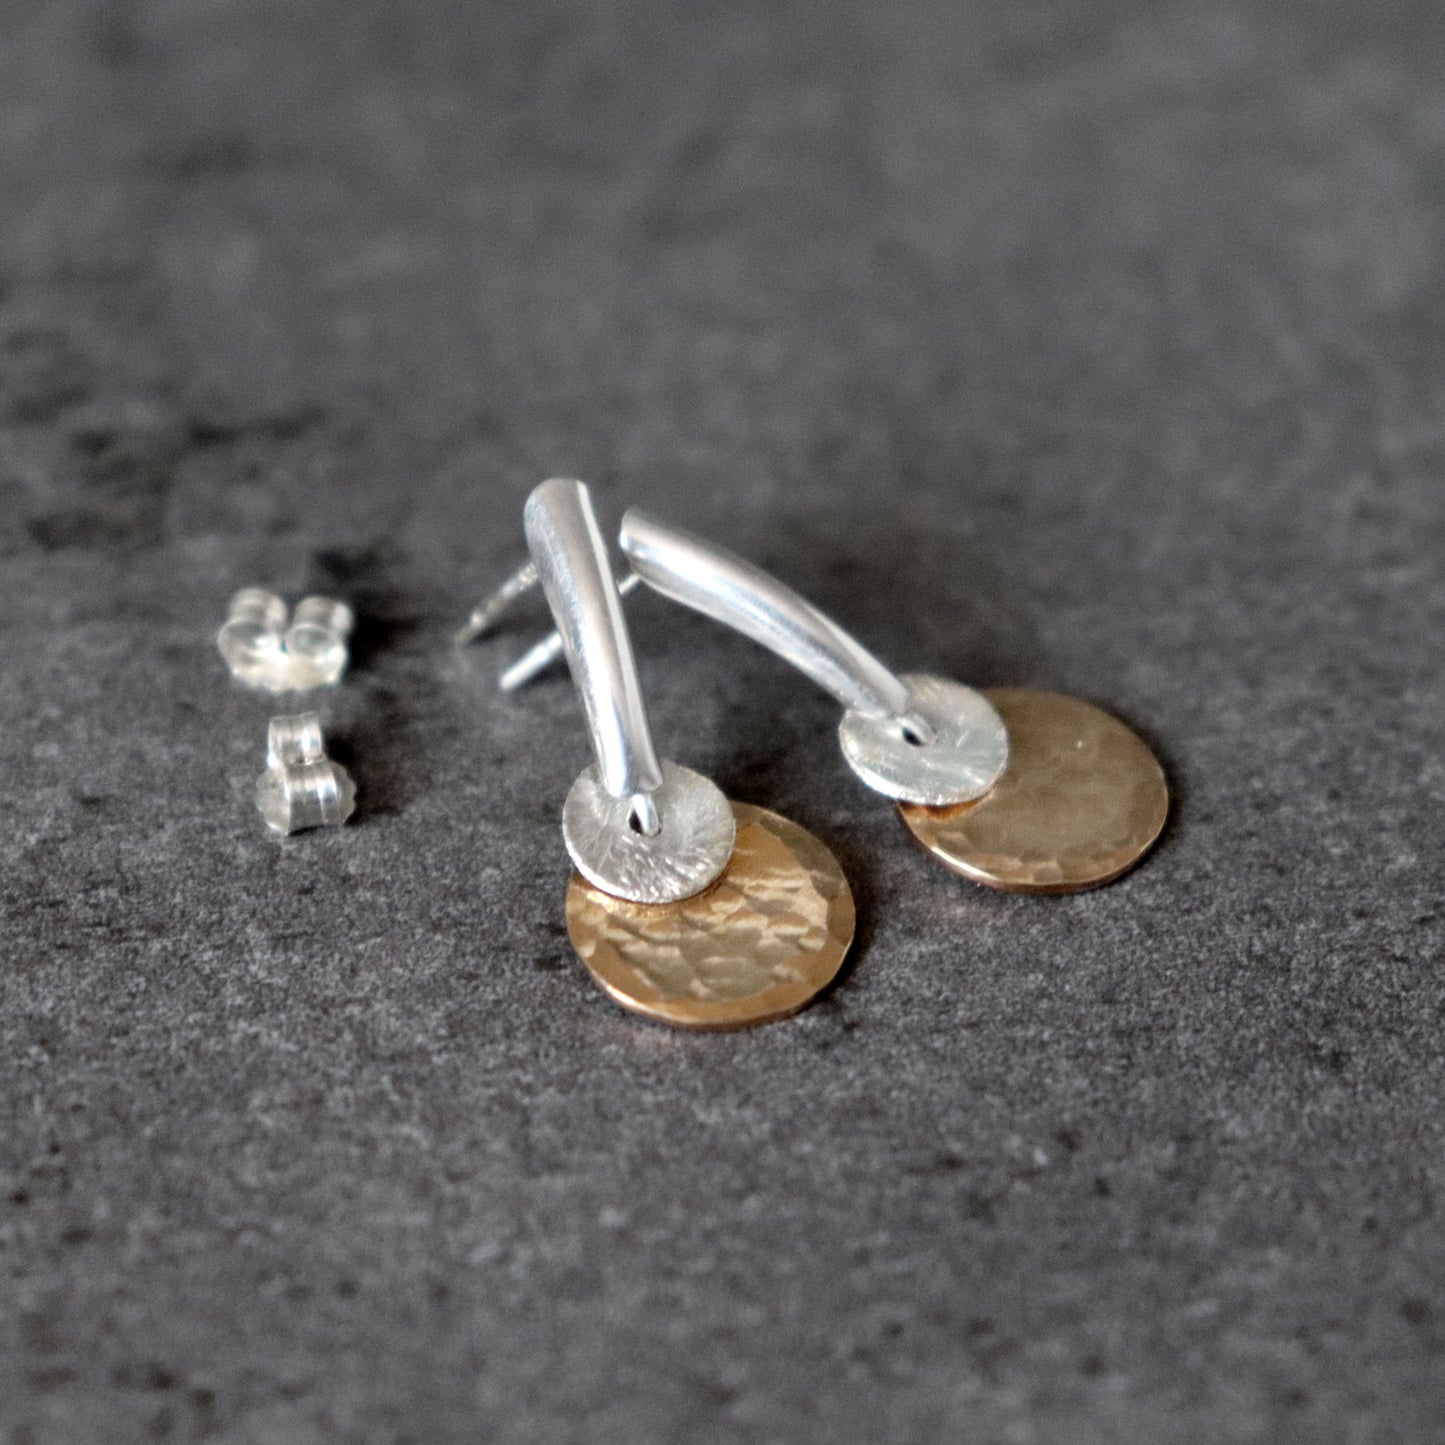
615 511 1169 894
485 479 856 1029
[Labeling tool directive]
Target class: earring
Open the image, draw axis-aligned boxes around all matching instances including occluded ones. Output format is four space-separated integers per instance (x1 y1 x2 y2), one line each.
484 479 855 1029
485 510 1168 895
619 512 1169 894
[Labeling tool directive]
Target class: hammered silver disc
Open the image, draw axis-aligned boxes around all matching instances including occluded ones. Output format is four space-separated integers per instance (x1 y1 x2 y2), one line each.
838 672 1009 806
562 760 737 905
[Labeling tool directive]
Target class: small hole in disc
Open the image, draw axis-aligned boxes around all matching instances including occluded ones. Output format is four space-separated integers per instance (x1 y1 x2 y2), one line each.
902 725 928 747
628 802 663 836
625 792 663 837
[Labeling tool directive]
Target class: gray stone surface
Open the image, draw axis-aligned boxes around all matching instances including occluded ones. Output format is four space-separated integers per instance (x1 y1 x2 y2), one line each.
1 1 1443 1441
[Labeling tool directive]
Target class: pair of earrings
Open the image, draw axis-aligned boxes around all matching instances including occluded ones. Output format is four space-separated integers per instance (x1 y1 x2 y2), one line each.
468 480 1169 1031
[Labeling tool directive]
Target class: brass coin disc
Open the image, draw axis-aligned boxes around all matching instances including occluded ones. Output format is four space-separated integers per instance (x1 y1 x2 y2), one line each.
899 689 1168 894
566 803 856 1029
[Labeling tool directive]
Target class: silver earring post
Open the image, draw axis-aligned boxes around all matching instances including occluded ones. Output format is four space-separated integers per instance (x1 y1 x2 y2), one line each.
617 509 1009 807
525 481 663 829
454 560 540 647
620 511 927 734
457 560 642 693
516 480 735 904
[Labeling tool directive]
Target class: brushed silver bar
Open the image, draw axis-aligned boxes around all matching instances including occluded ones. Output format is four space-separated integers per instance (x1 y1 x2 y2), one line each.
524 480 665 813
618 508 918 725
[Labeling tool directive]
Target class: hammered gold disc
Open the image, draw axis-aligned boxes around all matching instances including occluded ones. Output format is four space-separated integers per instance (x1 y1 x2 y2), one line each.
899 688 1168 894
566 803 855 1029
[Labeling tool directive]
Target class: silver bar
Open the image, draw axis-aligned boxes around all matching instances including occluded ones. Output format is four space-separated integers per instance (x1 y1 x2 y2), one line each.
619 508 919 725
524 480 665 815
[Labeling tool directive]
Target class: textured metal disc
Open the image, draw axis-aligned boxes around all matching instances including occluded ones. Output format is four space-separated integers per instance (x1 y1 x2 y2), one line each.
566 804 856 1029
898 688 1168 893
838 672 1009 806
563 760 736 905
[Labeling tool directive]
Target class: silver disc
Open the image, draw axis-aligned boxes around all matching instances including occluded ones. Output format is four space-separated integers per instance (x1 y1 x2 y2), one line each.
838 672 1009 806
563 760 737 905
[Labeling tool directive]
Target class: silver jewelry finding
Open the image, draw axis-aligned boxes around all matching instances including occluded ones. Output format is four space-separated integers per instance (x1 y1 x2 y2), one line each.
513 479 735 904
499 572 641 692
256 712 356 834
455 560 540 647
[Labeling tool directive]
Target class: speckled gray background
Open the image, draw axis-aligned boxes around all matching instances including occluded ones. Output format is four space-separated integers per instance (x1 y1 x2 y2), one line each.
2 2 1443 1442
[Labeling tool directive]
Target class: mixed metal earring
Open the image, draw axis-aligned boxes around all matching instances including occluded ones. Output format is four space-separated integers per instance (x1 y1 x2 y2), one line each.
482 479 856 1029
616 513 1169 893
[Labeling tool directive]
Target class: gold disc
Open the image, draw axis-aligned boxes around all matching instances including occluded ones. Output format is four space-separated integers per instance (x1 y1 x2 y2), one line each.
899 688 1168 894
566 803 856 1029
